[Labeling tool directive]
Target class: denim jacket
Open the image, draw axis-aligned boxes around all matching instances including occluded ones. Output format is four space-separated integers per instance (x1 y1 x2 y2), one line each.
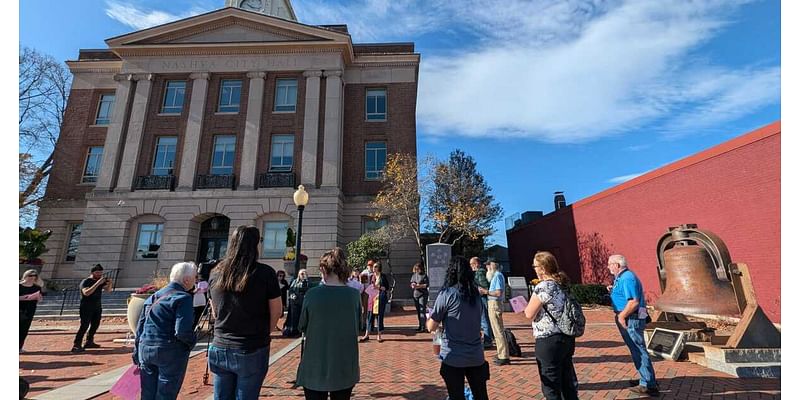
133 282 196 363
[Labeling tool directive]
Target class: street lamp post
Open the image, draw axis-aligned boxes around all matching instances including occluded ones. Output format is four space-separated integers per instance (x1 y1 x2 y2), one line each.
293 185 309 277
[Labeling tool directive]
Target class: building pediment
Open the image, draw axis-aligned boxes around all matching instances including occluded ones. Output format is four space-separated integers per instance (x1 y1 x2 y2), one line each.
106 8 351 54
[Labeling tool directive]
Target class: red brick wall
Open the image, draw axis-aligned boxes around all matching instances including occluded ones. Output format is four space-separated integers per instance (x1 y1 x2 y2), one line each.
341 82 418 196
507 122 781 322
44 89 112 200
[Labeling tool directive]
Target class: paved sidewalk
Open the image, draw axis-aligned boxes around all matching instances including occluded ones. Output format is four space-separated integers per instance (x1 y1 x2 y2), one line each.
22 307 780 399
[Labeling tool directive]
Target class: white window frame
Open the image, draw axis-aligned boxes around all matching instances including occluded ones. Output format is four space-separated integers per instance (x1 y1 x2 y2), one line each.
64 222 83 262
218 79 242 113
152 136 178 176
365 141 387 180
362 217 388 235
274 78 298 112
81 146 104 184
366 88 387 121
94 94 115 125
211 135 236 175
269 134 294 172
161 81 186 114
135 223 164 260
262 221 289 258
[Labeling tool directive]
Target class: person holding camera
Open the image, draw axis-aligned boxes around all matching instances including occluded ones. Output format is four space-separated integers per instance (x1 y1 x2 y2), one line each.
71 264 112 353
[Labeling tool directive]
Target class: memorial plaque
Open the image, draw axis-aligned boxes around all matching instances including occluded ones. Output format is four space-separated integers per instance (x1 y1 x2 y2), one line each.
646 328 686 361
508 277 528 289
425 243 452 305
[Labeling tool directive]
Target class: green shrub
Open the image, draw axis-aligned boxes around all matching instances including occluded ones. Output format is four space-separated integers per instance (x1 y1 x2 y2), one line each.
569 284 610 305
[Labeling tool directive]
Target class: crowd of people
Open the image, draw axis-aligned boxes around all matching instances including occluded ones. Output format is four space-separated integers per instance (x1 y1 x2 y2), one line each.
20 222 659 399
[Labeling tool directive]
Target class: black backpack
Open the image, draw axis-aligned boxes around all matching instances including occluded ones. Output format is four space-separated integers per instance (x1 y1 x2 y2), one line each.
503 328 522 357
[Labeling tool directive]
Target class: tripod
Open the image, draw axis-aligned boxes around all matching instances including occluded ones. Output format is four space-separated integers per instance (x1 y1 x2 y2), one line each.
194 300 215 385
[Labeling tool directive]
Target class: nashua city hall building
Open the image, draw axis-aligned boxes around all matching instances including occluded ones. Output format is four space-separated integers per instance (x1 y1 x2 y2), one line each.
36 0 420 289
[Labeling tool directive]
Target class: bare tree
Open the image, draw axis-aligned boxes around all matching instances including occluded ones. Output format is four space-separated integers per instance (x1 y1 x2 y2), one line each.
19 47 71 225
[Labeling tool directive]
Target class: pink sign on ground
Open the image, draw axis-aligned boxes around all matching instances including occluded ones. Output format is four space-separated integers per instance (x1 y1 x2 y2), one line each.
510 296 528 313
110 364 141 400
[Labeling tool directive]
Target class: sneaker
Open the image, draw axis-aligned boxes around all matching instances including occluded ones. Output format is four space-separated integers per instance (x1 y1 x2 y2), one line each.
19 349 25 354
628 386 659 396
84 342 101 349
70 346 85 353
493 358 511 366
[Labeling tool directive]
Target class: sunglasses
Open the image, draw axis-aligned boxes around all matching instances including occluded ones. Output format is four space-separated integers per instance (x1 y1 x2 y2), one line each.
28 274 38 278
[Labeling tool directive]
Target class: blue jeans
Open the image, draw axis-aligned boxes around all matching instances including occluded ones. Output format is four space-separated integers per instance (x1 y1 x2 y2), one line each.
138 344 191 400
616 317 657 388
480 297 493 344
208 345 270 400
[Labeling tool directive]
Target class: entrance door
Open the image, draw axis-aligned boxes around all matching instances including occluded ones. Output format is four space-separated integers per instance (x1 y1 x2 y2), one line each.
197 216 230 263
198 238 228 262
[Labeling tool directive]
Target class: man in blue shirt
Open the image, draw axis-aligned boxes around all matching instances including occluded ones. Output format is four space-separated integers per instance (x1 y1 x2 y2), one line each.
608 254 659 396
480 261 510 365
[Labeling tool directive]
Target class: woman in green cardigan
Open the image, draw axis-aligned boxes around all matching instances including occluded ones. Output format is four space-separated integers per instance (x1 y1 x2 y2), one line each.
297 247 362 399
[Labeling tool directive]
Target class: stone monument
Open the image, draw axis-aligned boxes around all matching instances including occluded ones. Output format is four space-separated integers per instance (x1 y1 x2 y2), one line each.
425 243 452 305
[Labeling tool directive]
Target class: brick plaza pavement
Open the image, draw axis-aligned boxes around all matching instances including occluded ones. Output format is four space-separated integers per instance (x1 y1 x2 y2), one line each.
22 308 780 399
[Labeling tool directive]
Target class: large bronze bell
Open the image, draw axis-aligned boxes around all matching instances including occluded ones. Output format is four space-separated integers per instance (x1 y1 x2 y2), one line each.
654 225 741 317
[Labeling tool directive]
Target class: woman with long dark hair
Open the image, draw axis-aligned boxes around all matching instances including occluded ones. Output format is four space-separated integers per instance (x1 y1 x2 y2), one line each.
524 251 579 400
296 247 361 399
208 226 283 400
426 256 489 400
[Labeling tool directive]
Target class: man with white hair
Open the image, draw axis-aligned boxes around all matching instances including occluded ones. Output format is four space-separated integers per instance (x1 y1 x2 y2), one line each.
480 260 510 366
607 254 659 396
133 262 198 400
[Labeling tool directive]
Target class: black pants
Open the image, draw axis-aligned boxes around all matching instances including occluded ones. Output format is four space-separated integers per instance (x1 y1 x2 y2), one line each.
74 304 102 347
303 386 353 400
20 315 34 349
439 361 490 400
413 295 428 329
534 333 579 400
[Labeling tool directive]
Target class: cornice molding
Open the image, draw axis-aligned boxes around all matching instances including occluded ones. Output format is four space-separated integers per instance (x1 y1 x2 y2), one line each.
113 44 347 58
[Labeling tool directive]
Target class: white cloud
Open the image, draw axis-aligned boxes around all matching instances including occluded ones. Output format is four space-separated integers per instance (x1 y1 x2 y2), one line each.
296 0 778 143
607 172 647 184
105 1 211 30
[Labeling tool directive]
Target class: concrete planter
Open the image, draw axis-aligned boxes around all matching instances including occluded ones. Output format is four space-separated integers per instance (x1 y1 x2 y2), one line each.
127 293 151 334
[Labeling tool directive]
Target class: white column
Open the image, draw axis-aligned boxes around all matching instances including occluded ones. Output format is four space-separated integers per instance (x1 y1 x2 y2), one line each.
95 74 133 192
177 72 210 191
115 73 153 192
321 70 343 187
239 71 266 190
301 70 322 186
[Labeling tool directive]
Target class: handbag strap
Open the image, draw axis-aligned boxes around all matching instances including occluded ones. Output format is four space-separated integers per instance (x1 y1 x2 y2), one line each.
540 284 566 326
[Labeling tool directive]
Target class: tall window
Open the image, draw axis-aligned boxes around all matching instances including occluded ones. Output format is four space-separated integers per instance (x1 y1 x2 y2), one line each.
211 135 236 175
262 221 288 258
365 141 387 180
82 146 104 183
161 81 186 114
152 137 177 176
135 223 163 259
64 223 82 262
218 79 242 112
95 94 115 125
366 88 387 121
362 217 388 235
269 135 294 172
274 79 297 112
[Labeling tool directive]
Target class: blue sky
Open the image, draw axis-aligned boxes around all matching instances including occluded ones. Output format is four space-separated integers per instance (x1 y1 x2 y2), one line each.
20 0 781 246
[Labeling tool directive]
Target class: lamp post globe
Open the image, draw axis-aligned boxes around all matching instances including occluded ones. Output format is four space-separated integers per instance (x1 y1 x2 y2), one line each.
293 185 309 277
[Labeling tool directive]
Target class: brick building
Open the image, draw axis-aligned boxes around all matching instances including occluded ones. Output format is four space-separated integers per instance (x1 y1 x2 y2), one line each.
506 121 781 322
36 1 421 288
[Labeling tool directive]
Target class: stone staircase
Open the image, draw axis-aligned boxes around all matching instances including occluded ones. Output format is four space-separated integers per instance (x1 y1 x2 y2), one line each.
33 289 135 319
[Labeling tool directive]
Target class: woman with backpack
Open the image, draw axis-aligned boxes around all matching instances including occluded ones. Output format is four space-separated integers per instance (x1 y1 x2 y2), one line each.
523 251 579 400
